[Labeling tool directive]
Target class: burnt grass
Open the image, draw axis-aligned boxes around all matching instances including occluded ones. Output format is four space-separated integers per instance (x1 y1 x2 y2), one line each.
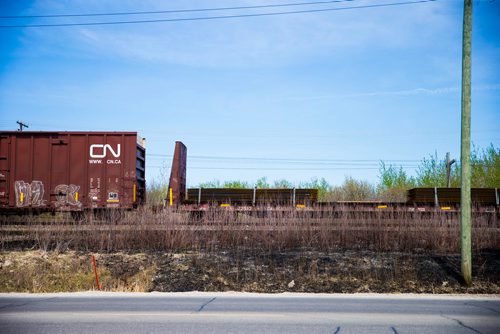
2 249 499 293
149 249 500 294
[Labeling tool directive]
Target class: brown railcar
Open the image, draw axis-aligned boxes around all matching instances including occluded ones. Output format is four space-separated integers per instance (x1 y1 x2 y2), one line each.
0 131 145 212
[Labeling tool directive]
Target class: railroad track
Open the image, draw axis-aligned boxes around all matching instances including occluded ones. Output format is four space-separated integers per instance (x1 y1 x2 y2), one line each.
2 221 499 242
1 206 498 246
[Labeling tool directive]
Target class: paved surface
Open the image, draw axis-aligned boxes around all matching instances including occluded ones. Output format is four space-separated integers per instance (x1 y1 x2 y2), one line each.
0 292 499 333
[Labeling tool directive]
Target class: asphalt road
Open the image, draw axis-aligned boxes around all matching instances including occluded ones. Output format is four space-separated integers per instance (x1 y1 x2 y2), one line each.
0 292 499 334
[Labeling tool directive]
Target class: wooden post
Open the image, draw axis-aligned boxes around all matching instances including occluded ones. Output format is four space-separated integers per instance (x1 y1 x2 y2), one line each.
446 152 456 188
460 0 473 286
92 255 102 291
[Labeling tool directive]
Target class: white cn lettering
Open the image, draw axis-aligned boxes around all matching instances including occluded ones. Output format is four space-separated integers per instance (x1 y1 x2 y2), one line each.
90 144 121 158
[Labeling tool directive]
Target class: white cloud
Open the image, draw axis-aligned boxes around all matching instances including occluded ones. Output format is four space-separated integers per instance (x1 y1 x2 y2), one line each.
22 0 456 68
276 84 500 101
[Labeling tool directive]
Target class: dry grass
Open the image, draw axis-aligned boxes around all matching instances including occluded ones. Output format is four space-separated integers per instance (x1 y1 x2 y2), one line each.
0 251 156 292
1 205 498 254
1 205 498 293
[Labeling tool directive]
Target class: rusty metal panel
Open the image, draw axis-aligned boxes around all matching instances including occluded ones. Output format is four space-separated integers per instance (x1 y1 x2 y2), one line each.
186 188 318 206
408 188 498 205
168 141 187 206
0 131 145 212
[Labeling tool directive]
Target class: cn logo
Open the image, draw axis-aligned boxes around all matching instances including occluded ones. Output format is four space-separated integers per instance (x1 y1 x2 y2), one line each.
89 144 121 158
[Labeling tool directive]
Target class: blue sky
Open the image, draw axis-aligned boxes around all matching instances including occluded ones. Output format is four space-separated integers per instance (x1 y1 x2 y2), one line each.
1 0 499 187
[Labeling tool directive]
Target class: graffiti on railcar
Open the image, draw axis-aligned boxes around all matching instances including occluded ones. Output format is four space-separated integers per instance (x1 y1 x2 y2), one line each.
14 181 46 207
54 184 82 208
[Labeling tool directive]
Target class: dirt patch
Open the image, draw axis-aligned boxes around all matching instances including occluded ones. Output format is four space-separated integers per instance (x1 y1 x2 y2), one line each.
1 250 499 294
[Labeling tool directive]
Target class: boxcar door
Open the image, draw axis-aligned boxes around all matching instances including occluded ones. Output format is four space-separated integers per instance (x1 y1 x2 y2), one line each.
51 136 71 210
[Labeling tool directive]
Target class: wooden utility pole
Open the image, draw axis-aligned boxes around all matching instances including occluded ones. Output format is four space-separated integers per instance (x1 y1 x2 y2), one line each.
460 0 472 286
446 152 456 188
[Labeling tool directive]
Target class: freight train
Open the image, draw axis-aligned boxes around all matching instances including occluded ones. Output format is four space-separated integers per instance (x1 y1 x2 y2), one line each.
0 131 498 214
